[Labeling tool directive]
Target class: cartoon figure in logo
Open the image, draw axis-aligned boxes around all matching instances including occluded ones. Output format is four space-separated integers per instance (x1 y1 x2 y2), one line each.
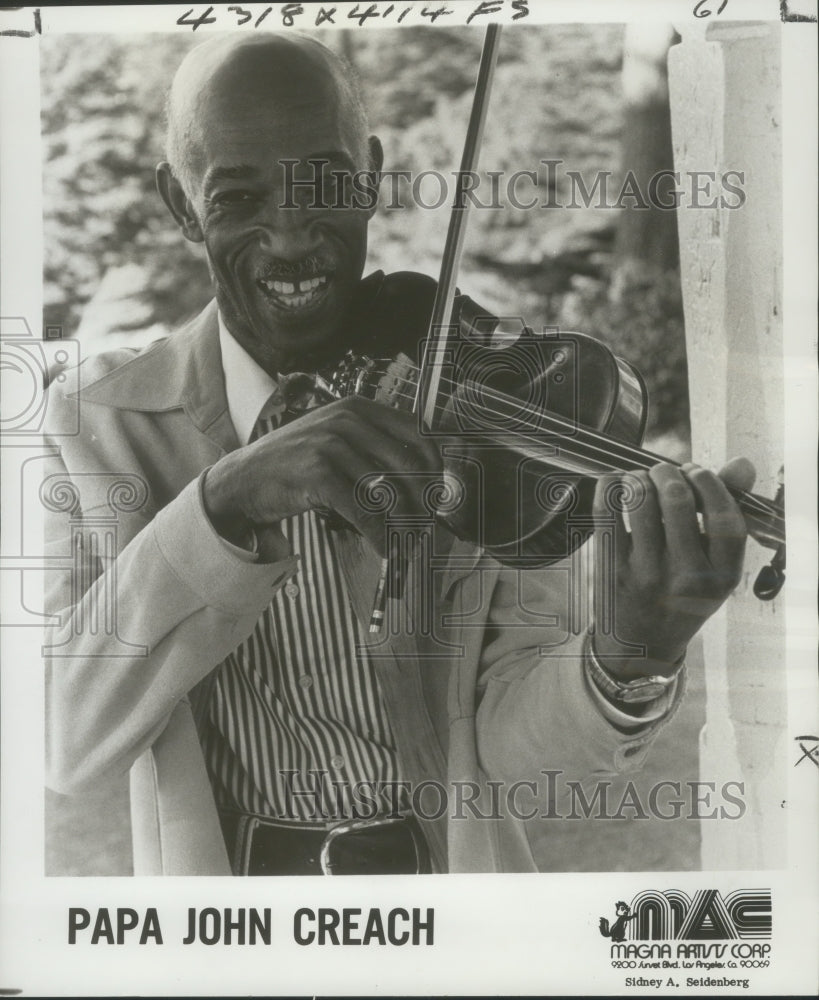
599 901 636 942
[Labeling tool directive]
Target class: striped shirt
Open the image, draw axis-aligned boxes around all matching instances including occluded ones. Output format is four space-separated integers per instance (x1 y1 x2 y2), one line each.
202 320 405 823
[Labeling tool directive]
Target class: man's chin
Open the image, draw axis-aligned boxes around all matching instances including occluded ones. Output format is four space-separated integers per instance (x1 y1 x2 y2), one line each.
246 307 346 374
256 275 358 362
273 337 342 375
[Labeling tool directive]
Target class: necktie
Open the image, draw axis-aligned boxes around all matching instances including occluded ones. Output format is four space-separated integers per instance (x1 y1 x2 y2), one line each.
251 373 319 441
279 372 324 417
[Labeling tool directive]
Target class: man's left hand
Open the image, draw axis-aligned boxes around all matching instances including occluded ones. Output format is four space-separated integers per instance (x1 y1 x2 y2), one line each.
591 457 756 680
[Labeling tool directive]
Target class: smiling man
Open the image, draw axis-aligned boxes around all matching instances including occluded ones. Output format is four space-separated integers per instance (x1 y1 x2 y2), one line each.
158 34 380 374
44 32 753 875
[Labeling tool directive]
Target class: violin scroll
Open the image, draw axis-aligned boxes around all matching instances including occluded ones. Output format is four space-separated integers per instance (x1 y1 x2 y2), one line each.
752 473 786 600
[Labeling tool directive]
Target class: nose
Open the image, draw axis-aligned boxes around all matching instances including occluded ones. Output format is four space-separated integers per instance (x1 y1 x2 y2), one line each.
253 196 323 261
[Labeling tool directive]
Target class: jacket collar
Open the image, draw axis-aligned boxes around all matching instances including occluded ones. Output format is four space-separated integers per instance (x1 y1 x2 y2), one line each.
74 300 239 453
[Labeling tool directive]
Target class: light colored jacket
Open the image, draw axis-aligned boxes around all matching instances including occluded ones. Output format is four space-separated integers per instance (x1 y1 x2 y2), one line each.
43 301 682 874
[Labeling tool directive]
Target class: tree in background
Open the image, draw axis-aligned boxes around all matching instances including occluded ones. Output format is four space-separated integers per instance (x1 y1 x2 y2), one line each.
41 34 206 345
616 23 680 268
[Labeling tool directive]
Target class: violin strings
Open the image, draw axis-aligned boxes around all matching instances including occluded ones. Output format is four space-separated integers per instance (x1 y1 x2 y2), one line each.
386 381 784 530
383 375 784 523
364 368 784 527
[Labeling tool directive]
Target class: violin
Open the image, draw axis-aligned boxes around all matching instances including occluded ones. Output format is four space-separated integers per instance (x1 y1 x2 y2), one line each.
313 268 786 601
300 23 784 623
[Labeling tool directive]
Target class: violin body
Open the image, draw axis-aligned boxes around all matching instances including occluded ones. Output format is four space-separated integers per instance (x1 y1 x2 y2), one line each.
436 327 647 566
316 269 783 592
327 270 649 567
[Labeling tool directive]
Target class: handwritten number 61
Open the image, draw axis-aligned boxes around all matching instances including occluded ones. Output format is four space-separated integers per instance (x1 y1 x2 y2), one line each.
693 0 729 16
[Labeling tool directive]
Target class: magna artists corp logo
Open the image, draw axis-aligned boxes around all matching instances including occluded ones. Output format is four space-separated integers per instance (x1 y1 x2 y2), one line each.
597 888 772 942
597 889 772 972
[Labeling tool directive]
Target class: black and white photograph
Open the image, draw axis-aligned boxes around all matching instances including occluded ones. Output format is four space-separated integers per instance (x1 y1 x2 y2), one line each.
0 1 816 995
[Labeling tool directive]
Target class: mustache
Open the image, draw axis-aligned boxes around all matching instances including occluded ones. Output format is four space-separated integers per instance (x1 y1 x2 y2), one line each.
256 255 333 281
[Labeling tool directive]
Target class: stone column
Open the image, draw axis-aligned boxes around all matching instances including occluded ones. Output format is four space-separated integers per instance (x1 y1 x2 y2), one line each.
668 21 786 869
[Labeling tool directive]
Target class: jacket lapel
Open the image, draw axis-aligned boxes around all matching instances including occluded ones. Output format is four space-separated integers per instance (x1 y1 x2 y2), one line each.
75 300 239 455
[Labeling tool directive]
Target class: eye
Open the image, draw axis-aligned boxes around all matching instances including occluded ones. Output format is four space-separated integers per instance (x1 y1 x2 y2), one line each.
285 163 351 209
210 189 258 208
318 168 351 203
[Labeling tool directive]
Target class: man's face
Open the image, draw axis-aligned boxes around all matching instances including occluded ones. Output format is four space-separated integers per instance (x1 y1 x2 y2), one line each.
181 54 378 374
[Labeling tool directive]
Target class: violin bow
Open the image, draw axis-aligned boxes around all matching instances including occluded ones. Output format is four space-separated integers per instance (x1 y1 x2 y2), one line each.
369 25 502 632
414 24 503 427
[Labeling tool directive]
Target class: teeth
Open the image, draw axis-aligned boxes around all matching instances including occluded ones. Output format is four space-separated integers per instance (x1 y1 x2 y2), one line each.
264 275 328 293
296 275 328 292
259 274 329 307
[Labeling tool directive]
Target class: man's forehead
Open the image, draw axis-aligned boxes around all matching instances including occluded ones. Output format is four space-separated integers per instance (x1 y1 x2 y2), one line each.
172 34 362 177
193 95 357 185
175 34 349 123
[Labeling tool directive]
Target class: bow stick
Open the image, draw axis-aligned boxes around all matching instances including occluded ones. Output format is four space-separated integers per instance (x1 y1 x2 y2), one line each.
369 24 503 632
414 24 504 427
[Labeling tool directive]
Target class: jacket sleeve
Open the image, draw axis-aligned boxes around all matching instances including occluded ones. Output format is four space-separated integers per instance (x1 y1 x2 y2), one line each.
43 439 298 795
473 549 685 792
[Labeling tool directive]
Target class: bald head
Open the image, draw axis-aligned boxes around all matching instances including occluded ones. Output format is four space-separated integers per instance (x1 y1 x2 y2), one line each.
166 33 370 196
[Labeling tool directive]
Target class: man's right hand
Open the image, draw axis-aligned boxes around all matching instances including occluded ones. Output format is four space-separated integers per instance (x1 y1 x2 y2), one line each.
203 396 443 558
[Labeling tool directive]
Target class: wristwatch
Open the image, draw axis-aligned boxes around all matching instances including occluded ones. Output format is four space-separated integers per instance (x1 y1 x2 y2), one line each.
585 633 685 705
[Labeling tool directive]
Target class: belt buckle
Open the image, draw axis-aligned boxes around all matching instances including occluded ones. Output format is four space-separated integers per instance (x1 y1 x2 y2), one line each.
319 815 425 876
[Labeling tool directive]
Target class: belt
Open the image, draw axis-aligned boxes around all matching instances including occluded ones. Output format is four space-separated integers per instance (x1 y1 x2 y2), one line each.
220 812 432 876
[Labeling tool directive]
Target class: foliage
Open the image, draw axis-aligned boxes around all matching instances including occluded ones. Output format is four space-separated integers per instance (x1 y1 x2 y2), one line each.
41 33 205 335
558 262 690 442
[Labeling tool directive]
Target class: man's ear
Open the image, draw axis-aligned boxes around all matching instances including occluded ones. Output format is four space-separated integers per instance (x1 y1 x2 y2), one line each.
368 135 384 175
363 135 384 219
156 162 204 243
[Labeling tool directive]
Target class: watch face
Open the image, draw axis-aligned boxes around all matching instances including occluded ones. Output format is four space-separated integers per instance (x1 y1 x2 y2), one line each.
619 681 668 704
